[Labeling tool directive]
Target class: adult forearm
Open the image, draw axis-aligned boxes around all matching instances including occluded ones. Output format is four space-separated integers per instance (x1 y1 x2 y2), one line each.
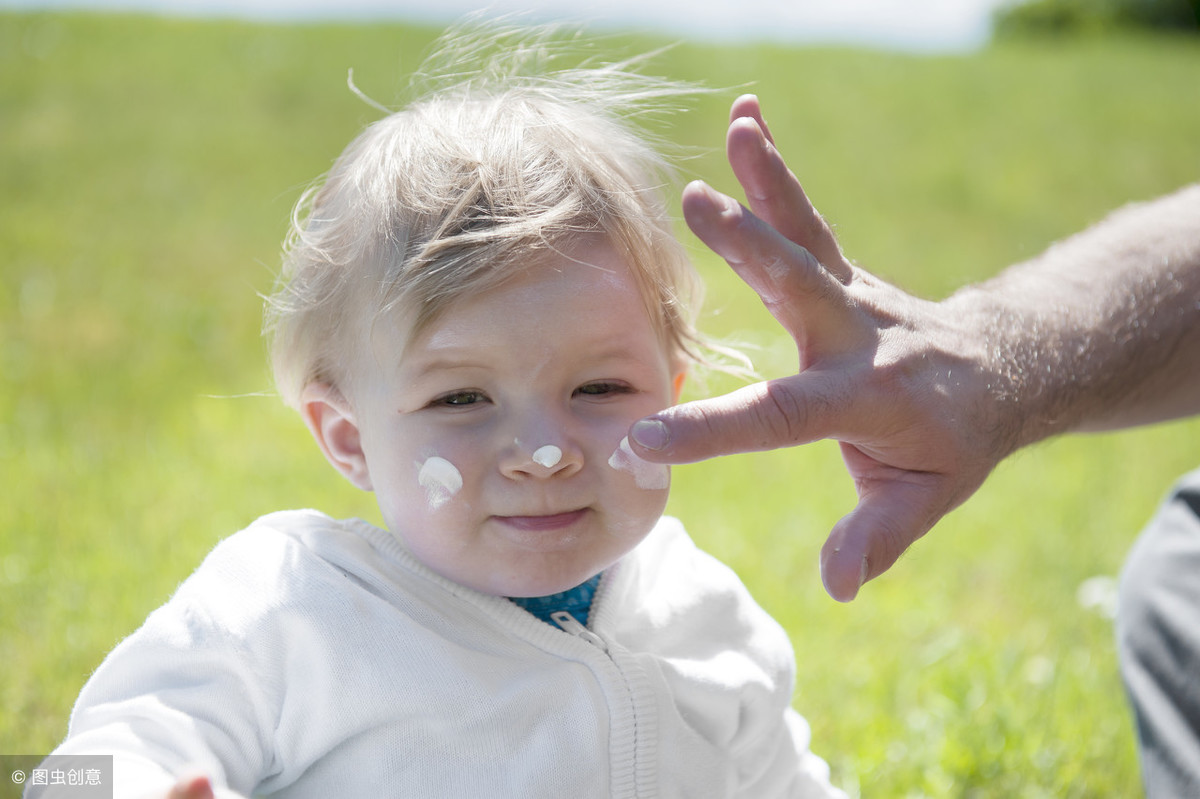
949 184 1200 449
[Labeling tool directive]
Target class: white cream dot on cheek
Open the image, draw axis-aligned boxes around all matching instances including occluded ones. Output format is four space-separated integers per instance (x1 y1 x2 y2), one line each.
418 456 463 510
608 436 669 490
531 445 562 469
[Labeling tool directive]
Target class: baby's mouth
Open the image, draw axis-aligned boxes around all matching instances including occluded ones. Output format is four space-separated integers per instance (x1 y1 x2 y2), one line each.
493 508 588 532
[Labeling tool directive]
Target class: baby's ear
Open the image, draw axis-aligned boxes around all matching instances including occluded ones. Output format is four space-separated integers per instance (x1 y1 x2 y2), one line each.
300 383 373 491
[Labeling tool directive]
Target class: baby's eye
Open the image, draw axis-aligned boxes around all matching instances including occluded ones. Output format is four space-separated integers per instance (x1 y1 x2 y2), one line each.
431 390 488 408
575 381 634 398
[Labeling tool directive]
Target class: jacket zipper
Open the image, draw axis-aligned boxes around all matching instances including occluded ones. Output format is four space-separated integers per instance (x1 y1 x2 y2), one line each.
550 612 652 796
550 611 609 653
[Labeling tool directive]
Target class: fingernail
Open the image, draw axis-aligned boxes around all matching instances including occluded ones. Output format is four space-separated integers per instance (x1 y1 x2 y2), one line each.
631 419 669 451
821 547 865 603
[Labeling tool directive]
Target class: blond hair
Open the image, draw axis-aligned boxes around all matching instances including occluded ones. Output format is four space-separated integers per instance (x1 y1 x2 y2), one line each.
265 24 714 409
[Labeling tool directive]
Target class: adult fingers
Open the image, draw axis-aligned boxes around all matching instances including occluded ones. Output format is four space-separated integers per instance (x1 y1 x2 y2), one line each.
729 93 774 143
725 106 850 282
681 179 845 339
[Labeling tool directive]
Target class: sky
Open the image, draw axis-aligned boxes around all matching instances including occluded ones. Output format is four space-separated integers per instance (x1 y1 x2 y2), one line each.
0 0 1018 52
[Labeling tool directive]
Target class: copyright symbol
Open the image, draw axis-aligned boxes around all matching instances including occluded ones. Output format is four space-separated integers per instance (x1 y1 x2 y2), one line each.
11 769 26 784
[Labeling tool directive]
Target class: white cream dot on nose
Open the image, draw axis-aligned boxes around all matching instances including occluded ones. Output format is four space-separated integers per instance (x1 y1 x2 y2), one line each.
532 445 563 469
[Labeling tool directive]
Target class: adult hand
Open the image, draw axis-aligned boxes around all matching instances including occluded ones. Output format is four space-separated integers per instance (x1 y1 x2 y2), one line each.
632 95 1017 602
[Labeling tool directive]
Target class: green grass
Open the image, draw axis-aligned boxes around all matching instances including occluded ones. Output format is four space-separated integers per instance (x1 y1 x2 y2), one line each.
3 11 1199 796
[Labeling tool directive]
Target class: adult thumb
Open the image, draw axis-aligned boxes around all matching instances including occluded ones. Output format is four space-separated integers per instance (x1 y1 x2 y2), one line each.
819 479 941 602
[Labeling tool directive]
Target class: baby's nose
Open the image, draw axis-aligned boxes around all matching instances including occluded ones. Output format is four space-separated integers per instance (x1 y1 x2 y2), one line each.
501 438 582 479
531 445 564 469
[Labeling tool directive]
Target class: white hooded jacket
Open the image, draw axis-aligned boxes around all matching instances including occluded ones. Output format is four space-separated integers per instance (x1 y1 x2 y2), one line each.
44 510 844 799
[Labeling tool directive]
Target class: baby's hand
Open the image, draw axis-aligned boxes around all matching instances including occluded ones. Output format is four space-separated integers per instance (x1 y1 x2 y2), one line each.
166 773 215 799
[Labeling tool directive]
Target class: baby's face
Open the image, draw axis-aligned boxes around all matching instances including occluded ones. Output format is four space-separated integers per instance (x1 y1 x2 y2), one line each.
350 236 682 597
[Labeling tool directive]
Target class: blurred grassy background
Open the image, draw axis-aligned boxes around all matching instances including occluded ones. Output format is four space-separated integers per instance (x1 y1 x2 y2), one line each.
2 11 1198 796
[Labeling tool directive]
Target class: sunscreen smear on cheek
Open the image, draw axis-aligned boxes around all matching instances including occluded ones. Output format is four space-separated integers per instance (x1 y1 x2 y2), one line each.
608 436 668 490
418 456 463 510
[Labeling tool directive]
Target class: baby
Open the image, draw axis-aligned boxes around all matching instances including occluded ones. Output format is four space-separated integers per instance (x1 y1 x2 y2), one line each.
37 26 845 799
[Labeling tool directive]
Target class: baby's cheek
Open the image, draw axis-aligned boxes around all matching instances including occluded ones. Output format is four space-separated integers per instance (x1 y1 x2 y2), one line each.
607 436 669 490
601 433 671 540
417 456 463 510
409 435 481 509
